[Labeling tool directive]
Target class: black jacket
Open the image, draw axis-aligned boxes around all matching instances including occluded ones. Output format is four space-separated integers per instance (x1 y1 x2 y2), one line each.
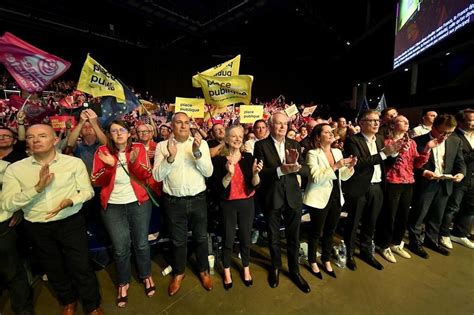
212 152 257 200
254 136 309 210
453 129 474 186
343 133 388 197
414 132 466 195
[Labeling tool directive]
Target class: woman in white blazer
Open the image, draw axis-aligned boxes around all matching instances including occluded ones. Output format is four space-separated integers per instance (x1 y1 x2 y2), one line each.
303 124 357 278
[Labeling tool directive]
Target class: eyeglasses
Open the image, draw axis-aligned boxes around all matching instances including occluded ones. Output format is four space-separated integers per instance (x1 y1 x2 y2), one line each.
137 130 151 134
110 127 128 135
0 134 13 140
361 119 381 125
440 131 453 136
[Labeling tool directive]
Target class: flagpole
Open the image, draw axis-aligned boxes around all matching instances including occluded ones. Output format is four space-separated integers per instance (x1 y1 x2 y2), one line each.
19 94 32 112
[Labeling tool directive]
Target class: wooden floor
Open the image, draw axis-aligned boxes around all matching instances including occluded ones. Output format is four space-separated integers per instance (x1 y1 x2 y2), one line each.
1 240 473 315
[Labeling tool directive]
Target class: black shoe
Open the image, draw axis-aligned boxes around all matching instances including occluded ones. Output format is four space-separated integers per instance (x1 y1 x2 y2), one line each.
308 264 323 279
223 281 233 290
268 268 279 288
243 278 253 287
407 242 429 259
424 240 450 256
223 275 233 290
359 252 384 270
346 256 357 271
321 263 336 278
290 273 311 293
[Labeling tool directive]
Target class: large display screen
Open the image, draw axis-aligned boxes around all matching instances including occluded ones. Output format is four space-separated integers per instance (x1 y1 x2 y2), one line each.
394 0 473 69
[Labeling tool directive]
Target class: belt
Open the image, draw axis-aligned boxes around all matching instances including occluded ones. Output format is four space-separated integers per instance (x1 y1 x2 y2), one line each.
164 191 205 201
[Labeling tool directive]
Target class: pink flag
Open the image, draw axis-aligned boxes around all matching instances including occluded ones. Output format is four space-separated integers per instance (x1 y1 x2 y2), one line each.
0 32 70 93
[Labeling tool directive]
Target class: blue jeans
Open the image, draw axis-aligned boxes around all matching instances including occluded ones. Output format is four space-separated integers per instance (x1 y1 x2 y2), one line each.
101 201 152 285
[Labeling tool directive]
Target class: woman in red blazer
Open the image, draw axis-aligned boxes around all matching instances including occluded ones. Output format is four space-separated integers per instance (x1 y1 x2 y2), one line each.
91 120 156 308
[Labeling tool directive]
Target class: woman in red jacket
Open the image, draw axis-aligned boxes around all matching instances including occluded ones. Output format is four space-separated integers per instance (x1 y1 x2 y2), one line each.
91 120 155 308
376 115 435 263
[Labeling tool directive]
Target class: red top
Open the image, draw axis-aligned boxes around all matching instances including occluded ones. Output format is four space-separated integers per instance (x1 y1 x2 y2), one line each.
385 138 430 184
228 162 255 200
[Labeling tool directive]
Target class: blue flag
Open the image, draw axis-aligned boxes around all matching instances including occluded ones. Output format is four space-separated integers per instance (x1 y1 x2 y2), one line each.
375 93 387 112
356 96 370 122
99 79 140 127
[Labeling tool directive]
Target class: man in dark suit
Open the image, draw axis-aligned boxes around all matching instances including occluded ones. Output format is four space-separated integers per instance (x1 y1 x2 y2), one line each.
439 109 474 249
408 114 466 258
343 110 402 271
254 112 311 293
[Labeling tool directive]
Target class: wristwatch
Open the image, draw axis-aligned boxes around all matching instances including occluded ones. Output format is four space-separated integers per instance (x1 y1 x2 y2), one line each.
193 150 202 159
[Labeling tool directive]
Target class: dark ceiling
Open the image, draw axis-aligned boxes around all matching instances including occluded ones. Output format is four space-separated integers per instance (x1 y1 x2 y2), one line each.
0 0 472 109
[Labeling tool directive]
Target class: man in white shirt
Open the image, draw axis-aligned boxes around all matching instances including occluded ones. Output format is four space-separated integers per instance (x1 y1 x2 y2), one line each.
244 119 268 154
153 112 214 296
410 110 437 138
0 124 103 315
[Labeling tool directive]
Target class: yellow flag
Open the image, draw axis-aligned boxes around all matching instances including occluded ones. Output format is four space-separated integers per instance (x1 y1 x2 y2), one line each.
77 54 125 102
240 105 263 123
192 55 241 88
175 97 205 118
195 73 253 108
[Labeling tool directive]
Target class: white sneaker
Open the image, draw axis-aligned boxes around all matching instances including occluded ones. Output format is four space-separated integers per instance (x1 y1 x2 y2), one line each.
381 247 397 263
390 242 411 259
451 236 474 249
440 236 453 249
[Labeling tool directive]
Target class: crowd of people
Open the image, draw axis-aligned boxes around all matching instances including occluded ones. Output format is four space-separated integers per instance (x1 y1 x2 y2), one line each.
0 74 473 315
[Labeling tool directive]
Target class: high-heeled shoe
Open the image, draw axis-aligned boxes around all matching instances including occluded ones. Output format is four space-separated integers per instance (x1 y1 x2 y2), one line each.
322 262 336 278
309 264 323 280
116 283 129 308
143 276 156 297
223 277 233 290
243 273 253 287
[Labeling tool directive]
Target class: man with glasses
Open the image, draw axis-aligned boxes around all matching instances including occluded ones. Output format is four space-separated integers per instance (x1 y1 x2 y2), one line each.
408 114 466 258
439 109 474 249
343 110 403 271
136 123 157 164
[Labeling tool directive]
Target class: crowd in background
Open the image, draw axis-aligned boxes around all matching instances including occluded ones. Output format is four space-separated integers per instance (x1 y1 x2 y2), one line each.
0 73 473 315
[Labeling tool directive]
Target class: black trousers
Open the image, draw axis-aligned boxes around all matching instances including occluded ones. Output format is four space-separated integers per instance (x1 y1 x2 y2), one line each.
164 191 209 275
440 181 474 238
344 183 384 256
0 220 34 315
265 202 301 274
220 197 255 268
307 186 342 263
409 181 450 245
24 213 101 313
376 183 413 249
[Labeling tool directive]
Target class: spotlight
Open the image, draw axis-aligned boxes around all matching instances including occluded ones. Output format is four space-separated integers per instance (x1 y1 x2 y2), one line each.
445 52 451 56
404 68 409 72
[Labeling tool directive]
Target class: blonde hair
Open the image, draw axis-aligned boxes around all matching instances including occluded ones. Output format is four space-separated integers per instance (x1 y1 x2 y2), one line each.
220 125 245 156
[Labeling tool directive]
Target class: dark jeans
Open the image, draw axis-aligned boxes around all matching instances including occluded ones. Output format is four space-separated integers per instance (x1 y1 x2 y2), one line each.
164 191 209 275
440 182 474 237
307 187 342 263
376 183 413 249
265 202 301 274
409 181 450 245
101 201 152 285
344 183 384 256
0 220 34 315
24 213 101 313
220 197 255 268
